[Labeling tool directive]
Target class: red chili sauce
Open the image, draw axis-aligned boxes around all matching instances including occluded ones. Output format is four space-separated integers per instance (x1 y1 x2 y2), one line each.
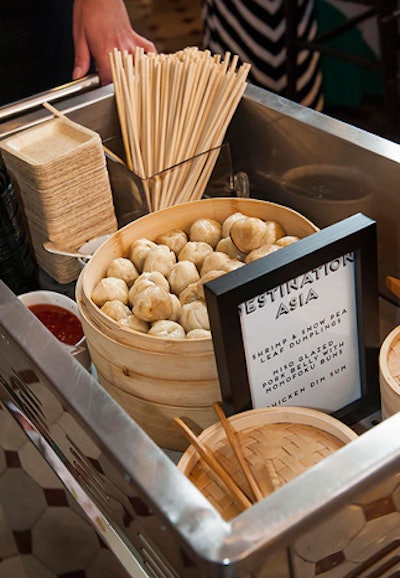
28 303 84 345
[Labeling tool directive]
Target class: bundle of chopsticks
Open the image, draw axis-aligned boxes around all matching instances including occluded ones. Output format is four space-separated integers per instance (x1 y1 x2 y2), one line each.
109 46 251 212
175 402 280 512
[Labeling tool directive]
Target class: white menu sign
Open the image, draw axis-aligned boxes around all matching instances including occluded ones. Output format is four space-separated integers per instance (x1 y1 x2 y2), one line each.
239 252 361 412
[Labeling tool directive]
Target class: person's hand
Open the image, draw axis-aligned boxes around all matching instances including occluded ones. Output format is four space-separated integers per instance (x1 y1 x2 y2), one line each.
72 0 156 85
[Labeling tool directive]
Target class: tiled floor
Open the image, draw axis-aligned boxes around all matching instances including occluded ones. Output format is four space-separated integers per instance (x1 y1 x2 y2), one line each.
0 404 132 578
126 0 203 54
0 2 397 577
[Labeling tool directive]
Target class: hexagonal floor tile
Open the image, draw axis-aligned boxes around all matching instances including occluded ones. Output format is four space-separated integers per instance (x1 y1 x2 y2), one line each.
86 548 132 578
32 507 101 575
0 468 46 531
0 555 27 578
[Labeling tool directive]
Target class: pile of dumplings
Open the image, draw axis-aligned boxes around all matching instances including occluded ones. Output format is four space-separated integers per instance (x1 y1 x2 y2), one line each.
91 211 300 340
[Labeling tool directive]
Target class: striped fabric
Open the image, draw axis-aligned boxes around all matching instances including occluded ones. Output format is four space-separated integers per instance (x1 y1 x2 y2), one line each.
202 0 324 111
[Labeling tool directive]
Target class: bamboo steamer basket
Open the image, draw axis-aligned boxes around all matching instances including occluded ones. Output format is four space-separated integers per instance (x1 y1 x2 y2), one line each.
379 326 400 419
178 406 358 520
76 198 319 451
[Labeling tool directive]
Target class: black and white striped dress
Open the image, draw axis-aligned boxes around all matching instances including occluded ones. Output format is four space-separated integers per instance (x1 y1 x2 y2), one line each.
202 0 324 111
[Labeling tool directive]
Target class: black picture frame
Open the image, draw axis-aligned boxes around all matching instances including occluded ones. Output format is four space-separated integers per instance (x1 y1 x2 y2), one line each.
204 213 380 425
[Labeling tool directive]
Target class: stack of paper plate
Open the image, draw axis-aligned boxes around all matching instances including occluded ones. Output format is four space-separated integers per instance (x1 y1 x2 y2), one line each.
0 117 117 284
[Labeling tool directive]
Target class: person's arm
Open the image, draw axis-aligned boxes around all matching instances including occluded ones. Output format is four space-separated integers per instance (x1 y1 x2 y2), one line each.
72 0 156 85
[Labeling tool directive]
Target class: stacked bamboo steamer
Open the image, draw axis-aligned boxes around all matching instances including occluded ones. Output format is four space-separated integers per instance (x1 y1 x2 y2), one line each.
76 197 319 451
379 277 400 418
0 117 118 283
379 326 400 418
177 406 357 520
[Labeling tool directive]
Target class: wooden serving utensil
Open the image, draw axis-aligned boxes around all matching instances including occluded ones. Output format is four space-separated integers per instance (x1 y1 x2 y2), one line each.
212 401 265 502
173 416 252 511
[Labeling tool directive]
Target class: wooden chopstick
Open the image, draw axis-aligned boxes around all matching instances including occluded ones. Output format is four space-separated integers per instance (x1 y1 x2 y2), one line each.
109 51 132 170
212 402 265 502
109 48 250 212
174 416 252 511
213 401 264 501
213 402 280 494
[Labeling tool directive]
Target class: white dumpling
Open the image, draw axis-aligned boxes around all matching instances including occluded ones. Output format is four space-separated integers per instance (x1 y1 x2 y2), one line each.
245 244 281 264
222 212 245 238
200 269 226 284
262 220 287 245
127 238 157 271
215 236 245 260
106 257 139 287
179 301 210 332
119 313 149 334
100 300 131 321
186 328 212 339
132 285 172 323
230 217 267 253
179 281 204 305
276 235 300 247
222 260 246 273
142 244 176 277
197 270 226 301
189 218 222 248
168 260 200 296
169 293 182 321
148 320 186 339
128 271 169 306
180 270 225 304
155 229 188 255
92 277 129 307
178 241 214 270
200 252 233 276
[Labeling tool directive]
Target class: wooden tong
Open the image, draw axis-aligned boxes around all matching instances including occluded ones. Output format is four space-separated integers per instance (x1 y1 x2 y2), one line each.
174 416 252 511
211 401 265 502
174 402 280 511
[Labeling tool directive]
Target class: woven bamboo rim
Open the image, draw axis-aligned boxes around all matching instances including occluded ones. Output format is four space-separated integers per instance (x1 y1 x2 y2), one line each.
379 326 400 418
79 197 319 346
380 326 400 390
178 406 357 520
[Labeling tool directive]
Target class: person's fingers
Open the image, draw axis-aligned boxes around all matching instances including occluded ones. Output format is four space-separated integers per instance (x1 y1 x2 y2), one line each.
72 36 92 80
97 35 157 84
95 53 114 85
134 34 157 55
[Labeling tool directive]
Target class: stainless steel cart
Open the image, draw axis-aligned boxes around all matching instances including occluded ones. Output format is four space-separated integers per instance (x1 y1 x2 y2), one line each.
1 79 400 578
